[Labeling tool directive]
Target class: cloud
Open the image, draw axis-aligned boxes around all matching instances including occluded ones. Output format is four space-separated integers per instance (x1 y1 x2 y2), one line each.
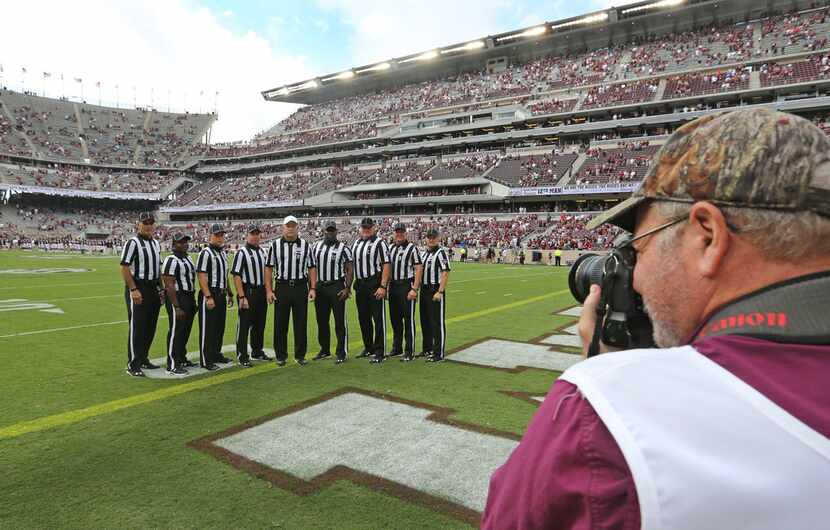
0 0 311 142
222 9 234 17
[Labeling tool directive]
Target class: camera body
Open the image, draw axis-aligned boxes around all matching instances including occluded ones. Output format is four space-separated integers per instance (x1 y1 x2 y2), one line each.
568 236 654 356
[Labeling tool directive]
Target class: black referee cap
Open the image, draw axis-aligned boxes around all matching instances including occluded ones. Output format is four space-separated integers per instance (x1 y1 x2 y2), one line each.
323 220 337 231
426 228 439 238
247 224 261 234
210 223 226 235
172 232 191 242
138 211 155 223
393 222 406 232
360 217 375 228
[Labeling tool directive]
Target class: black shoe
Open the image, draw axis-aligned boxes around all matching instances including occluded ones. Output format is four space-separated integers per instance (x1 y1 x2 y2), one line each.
369 355 385 364
216 356 233 364
166 367 189 375
335 357 346 364
415 351 431 358
355 349 371 359
313 352 332 361
426 355 444 363
239 361 253 368
140 361 160 369
276 360 286 367
181 359 197 368
296 359 309 367
126 367 146 377
203 363 219 371
251 352 272 361
389 350 403 357
401 355 414 362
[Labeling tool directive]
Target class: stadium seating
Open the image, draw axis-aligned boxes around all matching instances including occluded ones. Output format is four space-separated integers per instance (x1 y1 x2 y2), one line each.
486 152 579 187
0 161 176 194
0 89 213 167
574 143 659 186
426 153 499 180
760 52 830 86
663 68 750 98
581 80 660 110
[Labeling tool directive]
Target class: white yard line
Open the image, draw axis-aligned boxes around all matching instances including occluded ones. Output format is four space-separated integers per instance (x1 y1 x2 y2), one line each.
453 272 551 284
504 293 513 297
0 281 122 291
0 320 127 338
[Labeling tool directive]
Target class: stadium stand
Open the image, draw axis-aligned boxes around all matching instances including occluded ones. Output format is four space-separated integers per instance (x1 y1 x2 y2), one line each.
0 89 214 167
574 142 659 186
0 161 177 194
663 67 751 98
486 151 579 187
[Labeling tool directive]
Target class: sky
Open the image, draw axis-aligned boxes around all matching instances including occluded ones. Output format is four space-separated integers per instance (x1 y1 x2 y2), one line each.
0 0 630 142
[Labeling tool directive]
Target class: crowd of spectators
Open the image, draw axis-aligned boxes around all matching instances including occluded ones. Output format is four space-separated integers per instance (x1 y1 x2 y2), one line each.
522 213 620 251
352 185 484 201
1 161 177 193
759 52 830 86
575 142 658 186
664 67 751 98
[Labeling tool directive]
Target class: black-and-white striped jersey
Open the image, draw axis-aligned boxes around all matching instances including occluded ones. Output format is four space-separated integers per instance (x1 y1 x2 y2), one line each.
120 235 161 281
389 241 422 281
196 245 229 289
161 253 196 292
311 240 353 282
266 237 314 280
351 236 390 280
231 244 267 286
421 247 451 285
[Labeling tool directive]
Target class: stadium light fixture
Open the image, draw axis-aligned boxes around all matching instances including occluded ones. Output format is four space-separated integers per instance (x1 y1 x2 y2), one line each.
442 40 486 54
497 25 548 42
356 62 392 74
622 0 685 14
417 50 439 61
551 12 609 30
323 70 356 82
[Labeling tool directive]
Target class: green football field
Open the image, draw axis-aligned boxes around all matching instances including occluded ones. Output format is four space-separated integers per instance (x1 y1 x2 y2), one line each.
0 249 580 529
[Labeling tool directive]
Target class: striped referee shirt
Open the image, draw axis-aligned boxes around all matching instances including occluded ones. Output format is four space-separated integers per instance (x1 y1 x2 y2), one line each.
161 253 196 292
196 245 229 289
120 235 161 281
389 241 422 281
422 247 451 286
266 237 314 280
311 240 353 282
231 244 267 286
351 236 390 280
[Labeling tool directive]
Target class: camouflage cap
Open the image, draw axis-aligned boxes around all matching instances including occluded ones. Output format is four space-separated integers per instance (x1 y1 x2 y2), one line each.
587 108 830 232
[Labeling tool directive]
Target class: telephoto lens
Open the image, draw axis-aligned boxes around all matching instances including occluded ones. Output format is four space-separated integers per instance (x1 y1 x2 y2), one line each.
568 253 608 303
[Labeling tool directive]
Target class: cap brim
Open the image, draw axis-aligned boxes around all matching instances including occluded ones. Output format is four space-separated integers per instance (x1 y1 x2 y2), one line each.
586 196 646 232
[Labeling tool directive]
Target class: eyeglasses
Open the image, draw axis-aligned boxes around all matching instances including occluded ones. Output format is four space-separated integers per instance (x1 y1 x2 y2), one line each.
621 215 686 255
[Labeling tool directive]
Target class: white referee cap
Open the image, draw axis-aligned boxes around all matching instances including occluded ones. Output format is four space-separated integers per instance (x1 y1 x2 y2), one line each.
283 215 299 225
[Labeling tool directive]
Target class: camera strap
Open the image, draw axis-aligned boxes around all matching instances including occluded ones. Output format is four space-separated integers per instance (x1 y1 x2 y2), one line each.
695 270 830 344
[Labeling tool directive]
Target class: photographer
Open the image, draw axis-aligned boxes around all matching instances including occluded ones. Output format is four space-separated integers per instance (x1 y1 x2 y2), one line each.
482 109 830 530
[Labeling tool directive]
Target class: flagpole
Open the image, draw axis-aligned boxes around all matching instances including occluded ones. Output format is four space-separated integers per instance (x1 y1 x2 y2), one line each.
97 83 101 106
61 74 65 98
115 84 120 108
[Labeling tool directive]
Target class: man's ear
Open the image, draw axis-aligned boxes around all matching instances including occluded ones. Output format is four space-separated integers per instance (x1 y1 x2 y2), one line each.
688 201 731 278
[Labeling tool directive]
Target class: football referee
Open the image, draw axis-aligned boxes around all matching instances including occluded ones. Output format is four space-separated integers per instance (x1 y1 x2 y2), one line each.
388 222 423 362
265 215 317 367
351 217 390 364
120 211 163 377
420 228 451 362
196 223 234 371
161 232 197 375
311 220 354 364
231 224 270 368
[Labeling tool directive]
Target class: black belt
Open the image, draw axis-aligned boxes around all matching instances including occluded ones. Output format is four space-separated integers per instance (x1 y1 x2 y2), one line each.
276 279 307 286
244 284 264 289
422 284 440 290
179 290 195 295
391 279 414 285
134 279 158 285
356 274 380 284
318 279 344 287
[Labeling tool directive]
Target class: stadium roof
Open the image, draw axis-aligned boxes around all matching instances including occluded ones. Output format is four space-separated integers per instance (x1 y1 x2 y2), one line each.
262 0 772 105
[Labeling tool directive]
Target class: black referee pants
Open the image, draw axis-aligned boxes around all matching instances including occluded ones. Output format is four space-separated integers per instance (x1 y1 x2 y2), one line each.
273 280 308 362
125 280 161 371
236 284 267 363
314 280 348 359
389 280 416 356
165 292 195 370
355 275 386 357
198 288 227 367
420 285 447 358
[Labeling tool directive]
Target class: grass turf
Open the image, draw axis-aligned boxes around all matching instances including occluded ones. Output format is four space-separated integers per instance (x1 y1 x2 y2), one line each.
0 249 579 529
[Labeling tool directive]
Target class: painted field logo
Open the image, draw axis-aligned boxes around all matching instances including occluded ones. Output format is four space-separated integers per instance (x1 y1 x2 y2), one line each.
0 268 95 274
190 388 520 525
0 299 64 314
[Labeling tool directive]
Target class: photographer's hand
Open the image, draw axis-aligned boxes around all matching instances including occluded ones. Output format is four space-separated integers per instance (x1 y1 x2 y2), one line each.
578 284 614 358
